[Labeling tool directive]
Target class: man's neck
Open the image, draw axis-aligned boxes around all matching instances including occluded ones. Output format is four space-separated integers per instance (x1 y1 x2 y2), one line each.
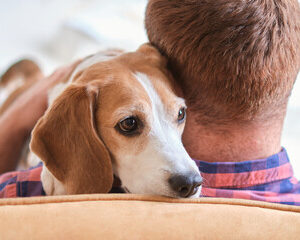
182 113 284 162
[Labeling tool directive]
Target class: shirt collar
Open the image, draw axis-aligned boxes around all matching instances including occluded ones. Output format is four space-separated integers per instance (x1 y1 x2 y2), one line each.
194 148 294 188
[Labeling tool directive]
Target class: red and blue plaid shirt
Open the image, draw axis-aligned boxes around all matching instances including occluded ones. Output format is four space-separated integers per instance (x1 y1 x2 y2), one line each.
0 148 300 205
0 162 45 198
196 148 300 205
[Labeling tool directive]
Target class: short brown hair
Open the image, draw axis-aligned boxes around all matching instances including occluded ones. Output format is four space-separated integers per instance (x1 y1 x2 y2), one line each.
145 0 300 125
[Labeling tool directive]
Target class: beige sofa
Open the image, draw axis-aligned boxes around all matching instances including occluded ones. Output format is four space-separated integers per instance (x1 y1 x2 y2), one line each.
0 194 299 239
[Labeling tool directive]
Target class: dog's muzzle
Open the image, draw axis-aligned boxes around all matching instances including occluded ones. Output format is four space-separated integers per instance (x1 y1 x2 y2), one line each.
168 172 202 198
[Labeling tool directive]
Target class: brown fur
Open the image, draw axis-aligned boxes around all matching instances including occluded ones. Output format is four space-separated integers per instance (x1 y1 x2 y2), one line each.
145 0 300 125
0 81 36 115
0 59 43 115
30 85 114 194
0 59 41 87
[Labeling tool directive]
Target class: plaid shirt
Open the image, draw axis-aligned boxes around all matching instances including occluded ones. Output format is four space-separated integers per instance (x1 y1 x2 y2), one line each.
0 162 45 198
196 148 300 206
0 148 300 205
0 162 123 197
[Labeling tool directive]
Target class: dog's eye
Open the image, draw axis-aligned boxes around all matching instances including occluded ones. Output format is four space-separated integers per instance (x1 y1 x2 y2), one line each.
117 117 139 135
178 107 186 123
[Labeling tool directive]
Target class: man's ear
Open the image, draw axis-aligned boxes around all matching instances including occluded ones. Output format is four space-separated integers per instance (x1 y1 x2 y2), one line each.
30 84 114 194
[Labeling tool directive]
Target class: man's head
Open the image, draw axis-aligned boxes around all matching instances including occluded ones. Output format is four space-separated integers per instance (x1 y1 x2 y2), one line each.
145 0 300 126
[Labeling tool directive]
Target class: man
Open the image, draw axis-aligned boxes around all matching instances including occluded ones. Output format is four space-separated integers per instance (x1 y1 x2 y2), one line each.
145 0 300 205
1 0 299 204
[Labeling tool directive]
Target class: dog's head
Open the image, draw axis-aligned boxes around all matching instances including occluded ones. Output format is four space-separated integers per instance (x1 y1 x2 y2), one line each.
30 44 202 198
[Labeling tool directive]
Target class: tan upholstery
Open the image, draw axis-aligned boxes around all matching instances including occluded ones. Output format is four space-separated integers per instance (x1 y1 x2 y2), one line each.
0 194 299 239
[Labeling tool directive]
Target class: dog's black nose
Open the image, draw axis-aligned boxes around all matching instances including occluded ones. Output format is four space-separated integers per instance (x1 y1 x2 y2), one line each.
168 173 202 198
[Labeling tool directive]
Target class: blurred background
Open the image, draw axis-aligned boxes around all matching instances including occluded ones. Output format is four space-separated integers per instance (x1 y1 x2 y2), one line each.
0 0 299 176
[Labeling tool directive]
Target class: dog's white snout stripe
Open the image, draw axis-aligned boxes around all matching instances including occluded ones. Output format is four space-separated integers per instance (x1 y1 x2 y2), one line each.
134 72 200 175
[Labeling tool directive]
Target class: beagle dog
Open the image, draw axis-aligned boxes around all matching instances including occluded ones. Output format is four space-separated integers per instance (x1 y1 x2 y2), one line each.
3 44 203 198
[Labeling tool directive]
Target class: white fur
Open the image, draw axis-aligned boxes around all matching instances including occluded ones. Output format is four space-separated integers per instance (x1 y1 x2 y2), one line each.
26 151 41 168
115 72 201 197
41 166 66 195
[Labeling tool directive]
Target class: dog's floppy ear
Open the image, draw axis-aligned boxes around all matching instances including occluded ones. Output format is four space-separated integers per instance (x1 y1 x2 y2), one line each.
137 43 180 95
137 43 168 67
30 84 113 194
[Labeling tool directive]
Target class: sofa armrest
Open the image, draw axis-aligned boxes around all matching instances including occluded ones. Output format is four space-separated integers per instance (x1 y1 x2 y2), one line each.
0 194 299 240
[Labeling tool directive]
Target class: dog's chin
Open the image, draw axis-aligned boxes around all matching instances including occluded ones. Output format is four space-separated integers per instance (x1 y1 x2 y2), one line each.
188 186 202 199
166 186 202 199
122 186 131 193
122 185 201 199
